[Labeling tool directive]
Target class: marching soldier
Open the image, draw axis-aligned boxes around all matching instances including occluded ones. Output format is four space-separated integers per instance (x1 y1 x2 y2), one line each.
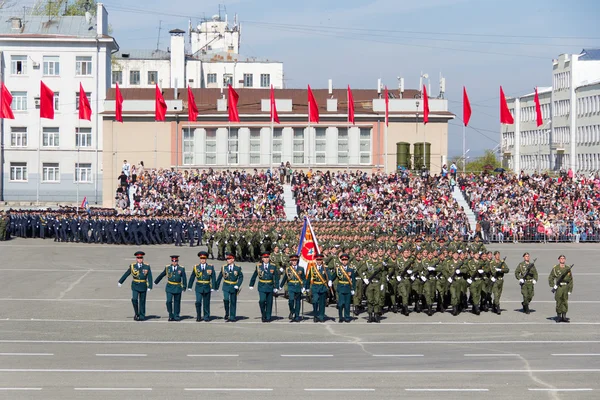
395 248 414 316
216 253 244 322
515 252 538 314
154 255 187 321
361 249 385 323
207 232 216 259
465 251 485 315
279 254 306 322
333 254 357 323
421 251 440 316
188 251 217 322
249 253 280 322
488 251 509 314
304 254 331 323
445 250 467 316
548 255 574 323
118 251 153 321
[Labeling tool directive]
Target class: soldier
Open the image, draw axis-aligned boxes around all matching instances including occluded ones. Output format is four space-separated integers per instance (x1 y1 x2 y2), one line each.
489 251 510 315
548 255 574 323
333 254 357 323
188 251 217 322
445 250 467 316
207 231 216 259
361 249 385 323
118 251 153 321
395 248 414 316
279 254 306 322
421 251 440 316
215 253 244 322
465 251 485 315
515 252 538 314
249 253 280 322
154 255 187 321
304 254 331 323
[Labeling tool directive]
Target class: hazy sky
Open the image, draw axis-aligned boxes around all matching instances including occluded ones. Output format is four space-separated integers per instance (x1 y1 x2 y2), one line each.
99 0 600 157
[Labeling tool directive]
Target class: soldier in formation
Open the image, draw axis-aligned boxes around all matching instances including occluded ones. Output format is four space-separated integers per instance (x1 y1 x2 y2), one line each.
154 255 187 321
548 254 574 323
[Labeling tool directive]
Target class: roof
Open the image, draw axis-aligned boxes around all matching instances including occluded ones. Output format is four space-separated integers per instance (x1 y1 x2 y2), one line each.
191 51 280 63
0 14 97 38
114 49 171 60
576 79 600 90
520 86 552 98
579 49 600 61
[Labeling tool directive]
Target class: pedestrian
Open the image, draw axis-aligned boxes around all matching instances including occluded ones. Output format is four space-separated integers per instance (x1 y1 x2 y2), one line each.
249 253 280 322
515 252 538 314
216 253 244 322
548 255 574 323
188 251 216 322
279 254 306 322
154 255 187 321
118 251 153 321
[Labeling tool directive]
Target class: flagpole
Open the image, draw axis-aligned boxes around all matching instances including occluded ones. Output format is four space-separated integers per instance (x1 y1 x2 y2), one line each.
384 122 388 174
308 97 311 169
36 115 41 204
270 116 274 168
227 121 230 169
77 118 80 215
154 126 158 169
462 124 466 173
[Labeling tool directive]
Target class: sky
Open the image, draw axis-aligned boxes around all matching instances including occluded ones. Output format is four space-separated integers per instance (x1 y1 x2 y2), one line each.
53 0 600 157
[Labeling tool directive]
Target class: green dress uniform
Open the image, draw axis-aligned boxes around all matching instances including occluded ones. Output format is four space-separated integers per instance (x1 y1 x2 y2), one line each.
395 256 414 315
279 258 306 322
304 262 331 322
548 262 574 323
188 254 217 322
446 258 466 315
435 256 449 312
360 259 385 323
420 257 440 316
465 256 485 315
215 257 244 322
333 258 357 323
515 260 538 314
488 257 509 314
118 253 153 321
154 258 187 321
410 257 425 313
249 260 280 322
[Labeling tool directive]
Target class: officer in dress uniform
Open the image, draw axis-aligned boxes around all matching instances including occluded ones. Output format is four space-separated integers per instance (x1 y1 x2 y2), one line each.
215 253 244 322
249 253 280 322
154 255 187 321
333 254 357 323
188 251 217 322
279 254 306 322
118 251 153 321
304 254 331 323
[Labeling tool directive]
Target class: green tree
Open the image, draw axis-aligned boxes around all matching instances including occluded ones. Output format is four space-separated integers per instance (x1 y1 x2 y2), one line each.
464 149 503 173
32 0 96 17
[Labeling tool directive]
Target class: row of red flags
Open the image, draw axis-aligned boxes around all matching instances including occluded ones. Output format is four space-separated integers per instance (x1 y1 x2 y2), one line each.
0 81 544 128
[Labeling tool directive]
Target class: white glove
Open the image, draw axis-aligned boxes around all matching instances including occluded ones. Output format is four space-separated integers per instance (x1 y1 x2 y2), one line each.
118 283 122 287
467 278 473 284
532 279 537 285
495 268 501 272
235 242 238 245
274 288 278 294
234 285 239 290
568 292 571 295
328 280 333 287
428 267 435 271
491 277 496 282
386 275 390 282
279 268 284 273
210 289 215 292
519 279 525 284
410 276 415 281
249 286 254 290
478 269 484 274
407 270 413 275
380 284 384 291
553 285 558 290
301 288 306 294
455 269 461 274
351 290 355 295
363 278 369 285
448 277 453 283
147 288 151 291
396 276 401 282
420 276 427 282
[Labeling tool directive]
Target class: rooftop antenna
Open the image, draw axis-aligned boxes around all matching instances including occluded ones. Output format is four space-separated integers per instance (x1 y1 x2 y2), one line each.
156 20 163 51
188 18 192 44
439 72 446 99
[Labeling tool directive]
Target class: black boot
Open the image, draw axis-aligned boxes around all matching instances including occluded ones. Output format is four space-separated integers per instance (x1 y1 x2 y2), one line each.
374 313 380 323
427 304 433 316
367 312 373 323
392 304 398 313
524 303 530 314
562 313 570 323
353 306 360 316
195 303 202 322
556 313 562 323
132 299 139 321
452 305 458 316
288 312 293 320
473 305 480 315
496 303 501 315
415 301 422 313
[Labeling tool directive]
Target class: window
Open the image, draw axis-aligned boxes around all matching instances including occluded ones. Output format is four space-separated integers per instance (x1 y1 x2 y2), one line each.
272 128 282 164
12 91 27 111
359 128 371 164
205 128 216 165
293 128 304 164
228 129 239 164
207 73 217 84
260 74 270 88
249 129 261 165
75 163 92 183
75 127 92 147
223 74 233 87
130 70 140 85
53 92 60 111
11 55 27 75
9 162 27 181
42 127 59 147
75 56 92 76
148 71 158 85
315 128 326 164
112 71 123 85
42 163 60 183
338 128 349 164
75 91 91 110
43 56 60 76
10 127 27 147
243 73 253 88
182 128 194 165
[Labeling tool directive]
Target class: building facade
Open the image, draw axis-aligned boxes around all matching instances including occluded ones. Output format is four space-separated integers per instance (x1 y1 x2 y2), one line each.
0 2 117 204
502 49 600 173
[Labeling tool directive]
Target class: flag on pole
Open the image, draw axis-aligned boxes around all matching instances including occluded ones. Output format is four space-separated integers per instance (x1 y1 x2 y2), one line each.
81 196 90 213
347 85 355 125
155 84 167 121
463 86 472 127
78 83 92 121
228 84 240 122
270 84 279 123
422 84 429 125
115 82 123 123
0 83 14 119
307 85 319 123
384 86 389 127
500 86 514 124
297 216 321 269
187 85 198 122
534 87 543 127
40 81 54 120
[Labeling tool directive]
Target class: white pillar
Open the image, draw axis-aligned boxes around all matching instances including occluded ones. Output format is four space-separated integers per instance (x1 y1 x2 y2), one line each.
514 98 521 173
569 56 578 172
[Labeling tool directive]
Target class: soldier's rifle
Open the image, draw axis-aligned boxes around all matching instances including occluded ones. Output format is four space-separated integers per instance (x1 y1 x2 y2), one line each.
448 260 464 282
492 256 508 279
520 258 538 285
551 264 574 293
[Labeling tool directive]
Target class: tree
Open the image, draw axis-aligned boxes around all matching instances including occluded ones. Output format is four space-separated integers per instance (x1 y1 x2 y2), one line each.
461 149 503 173
32 0 96 17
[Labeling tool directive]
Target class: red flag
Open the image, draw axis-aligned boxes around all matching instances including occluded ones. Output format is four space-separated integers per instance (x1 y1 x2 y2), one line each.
500 86 514 124
187 86 198 122
0 83 14 120
40 81 54 120
228 84 240 122
384 86 389 127
422 84 429 125
347 85 355 125
115 82 123 123
270 84 279 124
78 83 92 121
297 216 321 270
307 85 319 123
155 84 167 121
534 87 543 127
463 86 472 127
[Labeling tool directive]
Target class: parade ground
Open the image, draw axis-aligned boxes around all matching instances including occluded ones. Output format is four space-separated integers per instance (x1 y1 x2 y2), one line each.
0 239 598 400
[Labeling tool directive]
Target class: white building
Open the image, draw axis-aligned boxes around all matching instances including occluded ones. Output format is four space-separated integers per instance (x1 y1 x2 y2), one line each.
0 2 118 204
502 49 600 173
112 15 283 90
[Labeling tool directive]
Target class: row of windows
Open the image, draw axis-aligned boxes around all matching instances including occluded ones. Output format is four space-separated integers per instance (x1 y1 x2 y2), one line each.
520 103 551 122
503 127 572 148
9 127 93 148
10 55 93 76
206 73 271 88
553 100 571 117
9 162 92 183
576 95 600 117
577 153 600 171
4 91 91 112
553 71 571 91
112 70 158 86
576 125 600 145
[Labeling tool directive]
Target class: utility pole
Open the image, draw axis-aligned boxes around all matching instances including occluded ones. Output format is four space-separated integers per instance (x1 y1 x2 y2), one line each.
156 20 162 51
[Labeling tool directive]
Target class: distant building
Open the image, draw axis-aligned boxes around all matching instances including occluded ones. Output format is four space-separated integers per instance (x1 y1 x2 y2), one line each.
502 49 600 173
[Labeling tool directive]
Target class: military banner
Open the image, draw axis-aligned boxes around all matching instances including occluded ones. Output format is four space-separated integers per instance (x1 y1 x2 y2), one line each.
297 216 320 270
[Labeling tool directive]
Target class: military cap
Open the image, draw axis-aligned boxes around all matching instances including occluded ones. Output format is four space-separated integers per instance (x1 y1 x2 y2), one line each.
197 251 209 258
456 249 462 254
289 254 299 260
170 255 180 260
315 254 324 259
134 251 145 257
225 253 235 259
261 253 270 258
340 254 349 260
523 252 529 257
